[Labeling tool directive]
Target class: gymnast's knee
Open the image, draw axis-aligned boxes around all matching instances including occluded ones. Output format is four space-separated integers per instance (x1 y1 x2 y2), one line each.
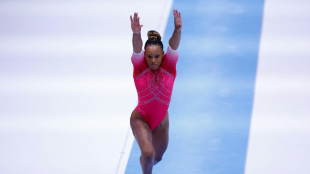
141 148 155 160
154 156 162 163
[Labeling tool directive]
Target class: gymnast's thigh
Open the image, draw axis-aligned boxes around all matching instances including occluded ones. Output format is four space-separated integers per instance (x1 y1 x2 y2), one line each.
130 110 153 152
152 113 169 160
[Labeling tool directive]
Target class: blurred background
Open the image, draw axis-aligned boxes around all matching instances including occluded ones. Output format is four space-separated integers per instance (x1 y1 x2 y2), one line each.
0 0 309 174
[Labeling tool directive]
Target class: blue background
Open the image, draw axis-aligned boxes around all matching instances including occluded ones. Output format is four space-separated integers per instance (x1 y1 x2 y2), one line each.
126 0 264 173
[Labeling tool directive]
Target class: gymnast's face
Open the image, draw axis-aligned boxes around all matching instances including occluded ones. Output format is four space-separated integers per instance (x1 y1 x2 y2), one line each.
144 45 164 70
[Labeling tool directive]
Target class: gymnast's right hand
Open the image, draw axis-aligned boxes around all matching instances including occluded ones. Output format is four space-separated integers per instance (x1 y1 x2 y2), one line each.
130 12 143 33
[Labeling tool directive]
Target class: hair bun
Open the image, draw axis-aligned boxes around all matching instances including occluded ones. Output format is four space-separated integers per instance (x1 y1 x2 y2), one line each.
147 30 161 41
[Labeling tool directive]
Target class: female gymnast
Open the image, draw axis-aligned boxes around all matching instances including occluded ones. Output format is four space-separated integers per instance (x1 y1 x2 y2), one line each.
129 9 182 174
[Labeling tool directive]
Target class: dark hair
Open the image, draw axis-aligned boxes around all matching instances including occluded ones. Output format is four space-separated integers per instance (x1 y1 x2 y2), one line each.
144 30 164 50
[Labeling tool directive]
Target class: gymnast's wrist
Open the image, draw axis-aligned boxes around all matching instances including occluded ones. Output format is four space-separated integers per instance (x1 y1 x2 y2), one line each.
133 30 141 34
174 28 181 32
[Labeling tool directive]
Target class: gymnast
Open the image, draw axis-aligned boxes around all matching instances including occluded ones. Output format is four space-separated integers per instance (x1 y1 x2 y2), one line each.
130 9 182 174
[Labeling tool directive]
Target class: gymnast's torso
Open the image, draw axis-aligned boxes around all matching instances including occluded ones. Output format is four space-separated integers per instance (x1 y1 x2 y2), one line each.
132 46 178 130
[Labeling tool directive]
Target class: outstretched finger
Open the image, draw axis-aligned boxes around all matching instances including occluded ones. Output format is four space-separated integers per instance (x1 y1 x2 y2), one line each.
130 15 133 22
175 10 179 16
174 9 180 18
135 12 139 22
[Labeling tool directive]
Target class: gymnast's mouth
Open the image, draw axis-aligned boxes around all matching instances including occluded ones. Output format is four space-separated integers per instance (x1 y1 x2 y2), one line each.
151 64 158 68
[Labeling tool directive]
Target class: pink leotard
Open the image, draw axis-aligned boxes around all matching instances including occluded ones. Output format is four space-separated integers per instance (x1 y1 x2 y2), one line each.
132 46 179 130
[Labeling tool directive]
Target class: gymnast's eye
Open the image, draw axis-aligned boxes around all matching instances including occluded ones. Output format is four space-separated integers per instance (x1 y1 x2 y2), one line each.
155 55 160 58
147 55 152 59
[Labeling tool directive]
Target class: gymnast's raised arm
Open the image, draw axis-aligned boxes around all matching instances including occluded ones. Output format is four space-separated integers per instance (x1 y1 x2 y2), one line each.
130 12 143 54
169 9 182 50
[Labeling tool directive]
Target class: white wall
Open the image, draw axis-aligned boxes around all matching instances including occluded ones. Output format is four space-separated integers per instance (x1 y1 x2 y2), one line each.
245 0 310 173
0 0 173 173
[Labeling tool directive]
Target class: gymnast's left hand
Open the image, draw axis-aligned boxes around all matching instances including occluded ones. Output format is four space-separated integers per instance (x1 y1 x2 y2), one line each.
173 9 182 31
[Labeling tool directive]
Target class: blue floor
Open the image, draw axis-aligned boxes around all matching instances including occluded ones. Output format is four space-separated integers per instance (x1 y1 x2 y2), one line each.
126 0 264 173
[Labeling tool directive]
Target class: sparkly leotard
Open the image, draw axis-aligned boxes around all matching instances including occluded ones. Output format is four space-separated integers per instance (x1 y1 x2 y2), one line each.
132 46 178 130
